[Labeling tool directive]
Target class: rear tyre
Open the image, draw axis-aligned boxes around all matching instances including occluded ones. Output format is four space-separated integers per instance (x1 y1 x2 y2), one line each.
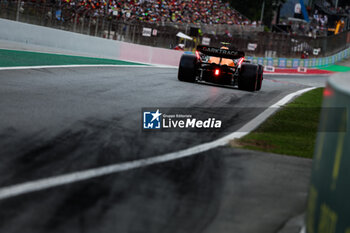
178 54 197 82
256 64 263 91
238 64 258 92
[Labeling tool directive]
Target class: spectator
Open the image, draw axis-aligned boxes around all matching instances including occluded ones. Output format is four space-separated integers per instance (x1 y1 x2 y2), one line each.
44 0 251 25
301 51 308 59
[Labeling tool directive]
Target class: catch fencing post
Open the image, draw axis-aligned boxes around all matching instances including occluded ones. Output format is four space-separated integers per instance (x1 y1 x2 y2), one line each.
87 15 91 35
73 13 78 32
94 17 99 36
16 0 21 21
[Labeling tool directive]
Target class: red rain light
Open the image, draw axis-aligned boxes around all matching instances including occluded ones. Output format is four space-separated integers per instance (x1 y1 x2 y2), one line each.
214 69 220 76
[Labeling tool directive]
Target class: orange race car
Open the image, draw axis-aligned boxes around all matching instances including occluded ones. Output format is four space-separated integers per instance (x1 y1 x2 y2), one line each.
178 45 263 91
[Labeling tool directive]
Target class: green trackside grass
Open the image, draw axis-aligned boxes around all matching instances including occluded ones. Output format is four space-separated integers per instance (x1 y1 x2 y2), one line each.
0 49 146 67
233 88 324 158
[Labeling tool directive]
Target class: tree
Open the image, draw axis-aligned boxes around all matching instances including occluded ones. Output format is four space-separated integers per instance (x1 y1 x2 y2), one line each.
227 0 286 26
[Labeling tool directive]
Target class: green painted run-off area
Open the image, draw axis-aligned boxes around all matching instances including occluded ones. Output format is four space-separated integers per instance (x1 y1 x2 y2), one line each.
0 49 146 67
319 64 350 72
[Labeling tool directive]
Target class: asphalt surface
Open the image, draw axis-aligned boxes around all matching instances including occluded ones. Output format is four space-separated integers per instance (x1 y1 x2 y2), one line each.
0 66 326 233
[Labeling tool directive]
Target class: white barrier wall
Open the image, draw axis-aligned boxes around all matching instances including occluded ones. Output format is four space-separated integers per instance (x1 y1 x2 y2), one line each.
1 19 350 68
0 18 183 66
119 42 183 66
0 18 121 59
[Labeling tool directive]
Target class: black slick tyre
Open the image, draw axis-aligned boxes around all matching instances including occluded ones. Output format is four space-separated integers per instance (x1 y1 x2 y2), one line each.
238 64 258 92
256 64 263 91
178 54 197 82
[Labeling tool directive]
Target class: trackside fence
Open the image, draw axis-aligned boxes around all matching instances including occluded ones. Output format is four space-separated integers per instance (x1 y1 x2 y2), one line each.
1 0 350 59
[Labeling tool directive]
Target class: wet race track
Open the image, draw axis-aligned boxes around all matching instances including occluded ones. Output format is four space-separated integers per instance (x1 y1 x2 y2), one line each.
0 67 326 233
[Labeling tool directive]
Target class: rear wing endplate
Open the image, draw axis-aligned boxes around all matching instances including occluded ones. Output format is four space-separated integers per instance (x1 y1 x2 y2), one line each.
197 45 245 59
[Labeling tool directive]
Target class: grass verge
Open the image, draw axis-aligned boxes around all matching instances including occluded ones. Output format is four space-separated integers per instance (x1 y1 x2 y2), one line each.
0 49 146 67
232 88 324 158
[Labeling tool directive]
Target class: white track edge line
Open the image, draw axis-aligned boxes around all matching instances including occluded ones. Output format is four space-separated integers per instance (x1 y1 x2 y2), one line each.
0 64 177 71
0 87 316 200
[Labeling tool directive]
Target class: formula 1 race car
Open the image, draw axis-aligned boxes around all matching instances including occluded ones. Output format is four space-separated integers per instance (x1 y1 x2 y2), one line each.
178 45 263 91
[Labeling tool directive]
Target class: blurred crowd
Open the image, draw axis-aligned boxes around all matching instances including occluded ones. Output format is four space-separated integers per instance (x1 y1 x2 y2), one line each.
45 0 250 25
332 5 350 15
320 0 350 15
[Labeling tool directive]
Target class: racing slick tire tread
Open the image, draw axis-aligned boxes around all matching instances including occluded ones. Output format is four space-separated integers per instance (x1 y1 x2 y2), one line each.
238 64 258 92
256 64 263 91
178 54 197 83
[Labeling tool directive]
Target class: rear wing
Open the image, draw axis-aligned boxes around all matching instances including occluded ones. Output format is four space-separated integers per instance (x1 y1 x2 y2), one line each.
197 45 245 59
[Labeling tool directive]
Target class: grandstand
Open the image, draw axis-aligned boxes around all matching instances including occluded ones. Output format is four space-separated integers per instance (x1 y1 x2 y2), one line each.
0 0 252 25
1 0 348 58
313 0 350 33
275 0 350 37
